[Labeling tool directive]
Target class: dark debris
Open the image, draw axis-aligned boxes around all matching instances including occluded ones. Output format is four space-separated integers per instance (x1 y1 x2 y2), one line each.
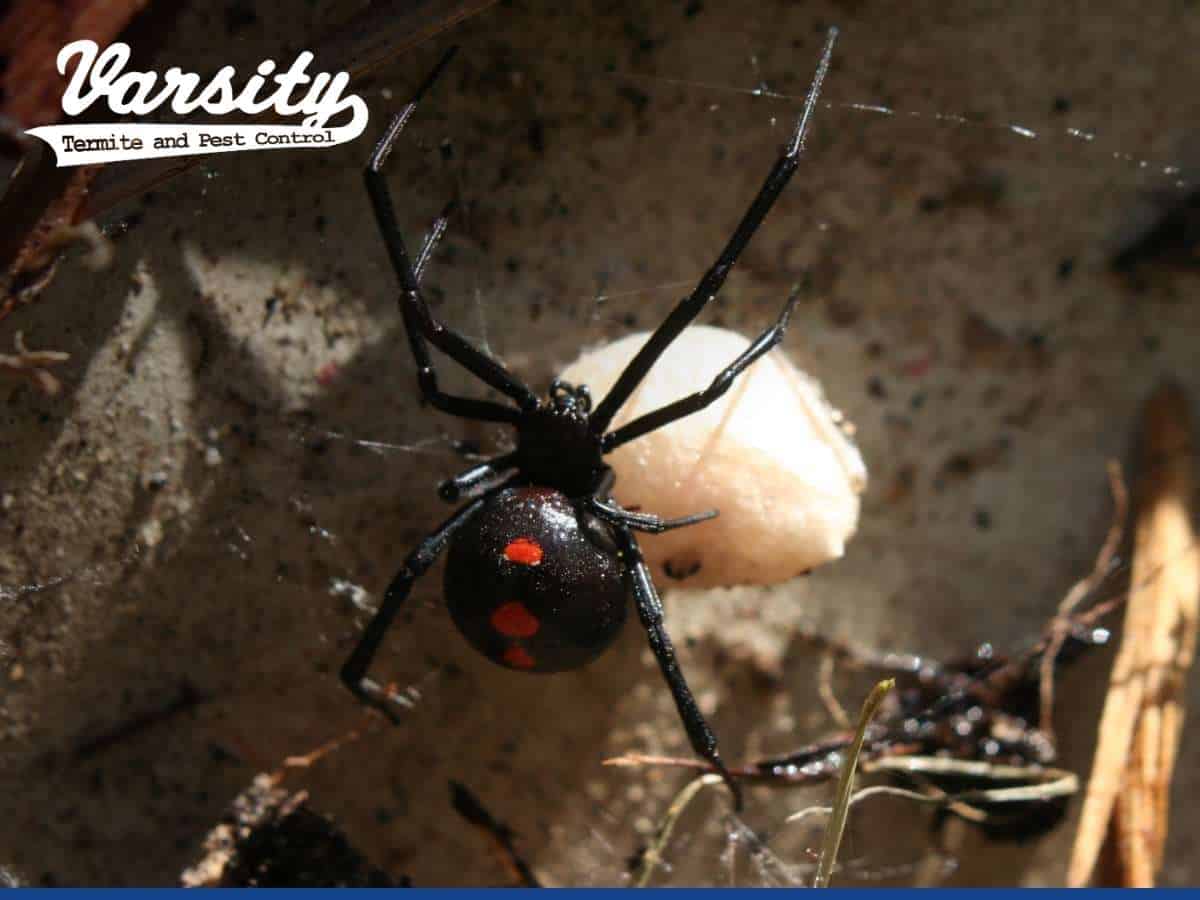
181 775 396 887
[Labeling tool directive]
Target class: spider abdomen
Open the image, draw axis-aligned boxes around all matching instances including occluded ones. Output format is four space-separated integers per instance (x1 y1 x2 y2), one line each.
444 486 628 673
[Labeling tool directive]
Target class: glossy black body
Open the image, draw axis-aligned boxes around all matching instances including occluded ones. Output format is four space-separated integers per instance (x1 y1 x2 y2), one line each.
445 487 627 673
514 389 605 497
340 33 838 810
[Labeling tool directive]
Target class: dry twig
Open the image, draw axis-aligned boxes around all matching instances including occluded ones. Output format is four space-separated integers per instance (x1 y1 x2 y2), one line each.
1039 460 1129 739
818 648 851 729
1067 381 1198 887
450 780 542 888
0 330 70 395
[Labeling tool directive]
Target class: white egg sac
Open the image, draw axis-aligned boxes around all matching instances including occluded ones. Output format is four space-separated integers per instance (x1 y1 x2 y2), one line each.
561 325 867 588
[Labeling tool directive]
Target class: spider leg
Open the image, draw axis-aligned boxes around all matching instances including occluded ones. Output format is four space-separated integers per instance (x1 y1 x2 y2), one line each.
588 29 836 434
602 288 800 451
366 48 539 423
588 496 717 533
413 201 453 283
438 450 519 502
341 485 505 721
612 524 742 809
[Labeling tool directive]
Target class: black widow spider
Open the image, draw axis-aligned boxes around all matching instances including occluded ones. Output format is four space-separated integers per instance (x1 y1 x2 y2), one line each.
341 30 838 809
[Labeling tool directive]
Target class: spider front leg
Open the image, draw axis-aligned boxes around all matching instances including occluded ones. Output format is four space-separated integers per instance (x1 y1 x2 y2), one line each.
602 288 800 451
366 47 539 425
341 488 502 721
588 28 836 434
612 524 742 809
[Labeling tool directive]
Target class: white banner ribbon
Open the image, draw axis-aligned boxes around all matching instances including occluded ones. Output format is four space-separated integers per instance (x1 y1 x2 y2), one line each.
26 121 367 167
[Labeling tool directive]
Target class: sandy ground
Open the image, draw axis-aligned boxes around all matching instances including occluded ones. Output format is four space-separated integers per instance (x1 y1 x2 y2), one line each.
2 0 1200 886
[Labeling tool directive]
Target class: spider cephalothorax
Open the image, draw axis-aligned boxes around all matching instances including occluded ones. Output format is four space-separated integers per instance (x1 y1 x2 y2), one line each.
340 31 838 809
514 382 605 496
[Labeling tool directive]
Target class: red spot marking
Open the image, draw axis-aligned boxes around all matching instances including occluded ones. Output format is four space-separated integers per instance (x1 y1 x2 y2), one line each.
503 537 544 566
491 601 540 638
902 355 931 378
503 645 537 670
315 361 340 386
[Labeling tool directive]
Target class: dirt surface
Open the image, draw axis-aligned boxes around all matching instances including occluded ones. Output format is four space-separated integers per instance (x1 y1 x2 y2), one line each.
2 0 1200 886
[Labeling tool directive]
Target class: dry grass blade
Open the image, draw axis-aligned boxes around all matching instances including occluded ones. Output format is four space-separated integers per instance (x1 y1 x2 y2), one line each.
631 773 725 888
813 678 893 888
1067 380 1198 887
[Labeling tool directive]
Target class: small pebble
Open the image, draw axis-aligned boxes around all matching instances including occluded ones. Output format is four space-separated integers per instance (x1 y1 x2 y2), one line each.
140 519 164 548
